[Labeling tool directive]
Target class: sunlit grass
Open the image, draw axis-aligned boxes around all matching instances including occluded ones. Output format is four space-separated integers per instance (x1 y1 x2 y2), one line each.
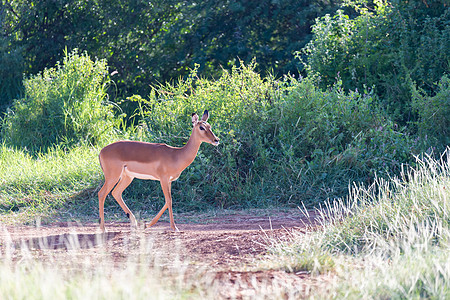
0 144 102 224
264 148 450 298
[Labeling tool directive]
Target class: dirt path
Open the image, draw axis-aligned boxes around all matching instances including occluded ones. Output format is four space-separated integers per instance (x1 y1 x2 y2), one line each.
1 209 320 298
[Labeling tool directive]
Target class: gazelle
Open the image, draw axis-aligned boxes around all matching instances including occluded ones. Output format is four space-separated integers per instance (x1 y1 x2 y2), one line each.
97 110 219 232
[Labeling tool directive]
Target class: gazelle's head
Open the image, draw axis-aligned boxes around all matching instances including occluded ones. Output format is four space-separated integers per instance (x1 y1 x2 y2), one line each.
192 110 219 146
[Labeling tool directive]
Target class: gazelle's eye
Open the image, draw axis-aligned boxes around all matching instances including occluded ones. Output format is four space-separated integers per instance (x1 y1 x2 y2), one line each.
199 126 205 131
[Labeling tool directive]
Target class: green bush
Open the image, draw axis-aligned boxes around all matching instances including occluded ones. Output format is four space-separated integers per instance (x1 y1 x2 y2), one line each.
1 49 122 151
412 75 450 152
274 78 413 202
125 62 414 210
300 0 450 126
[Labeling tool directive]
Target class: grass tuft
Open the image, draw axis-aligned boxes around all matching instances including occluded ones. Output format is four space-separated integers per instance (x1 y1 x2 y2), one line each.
0 144 102 224
264 147 450 298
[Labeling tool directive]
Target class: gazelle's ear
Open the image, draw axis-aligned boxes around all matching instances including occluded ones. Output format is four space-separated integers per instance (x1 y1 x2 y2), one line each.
201 110 209 122
192 113 199 126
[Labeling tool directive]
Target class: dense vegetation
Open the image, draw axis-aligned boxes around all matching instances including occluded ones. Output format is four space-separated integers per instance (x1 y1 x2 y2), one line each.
1 50 122 150
0 0 449 298
0 52 422 222
302 0 450 126
0 0 449 220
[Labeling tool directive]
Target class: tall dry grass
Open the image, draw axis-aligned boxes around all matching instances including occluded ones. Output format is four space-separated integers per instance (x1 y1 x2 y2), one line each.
265 148 450 299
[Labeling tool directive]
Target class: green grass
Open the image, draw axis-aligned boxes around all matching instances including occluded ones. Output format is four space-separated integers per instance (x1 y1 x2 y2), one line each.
0 144 103 224
264 148 450 299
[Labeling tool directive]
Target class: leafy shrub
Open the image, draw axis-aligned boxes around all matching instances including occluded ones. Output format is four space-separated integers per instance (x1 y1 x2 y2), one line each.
1 49 121 151
412 75 450 152
126 62 414 209
300 0 450 125
275 78 414 202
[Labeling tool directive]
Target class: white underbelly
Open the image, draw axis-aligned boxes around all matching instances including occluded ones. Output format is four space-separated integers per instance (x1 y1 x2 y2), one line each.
122 166 180 182
123 168 159 181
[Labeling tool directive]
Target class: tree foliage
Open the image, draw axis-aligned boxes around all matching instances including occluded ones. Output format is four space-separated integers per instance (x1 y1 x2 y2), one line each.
301 0 449 125
0 0 340 106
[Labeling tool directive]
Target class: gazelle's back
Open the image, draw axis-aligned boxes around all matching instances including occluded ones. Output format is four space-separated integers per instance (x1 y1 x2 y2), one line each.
100 141 176 165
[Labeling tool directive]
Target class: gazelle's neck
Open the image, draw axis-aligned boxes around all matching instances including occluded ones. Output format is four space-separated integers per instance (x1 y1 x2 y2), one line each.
179 129 202 171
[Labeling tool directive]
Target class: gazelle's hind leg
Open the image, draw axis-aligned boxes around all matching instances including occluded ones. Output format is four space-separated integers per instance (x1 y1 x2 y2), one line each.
111 172 137 229
98 160 126 232
98 178 117 232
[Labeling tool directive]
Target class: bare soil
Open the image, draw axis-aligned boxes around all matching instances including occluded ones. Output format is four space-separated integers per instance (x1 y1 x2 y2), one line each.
1 209 320 298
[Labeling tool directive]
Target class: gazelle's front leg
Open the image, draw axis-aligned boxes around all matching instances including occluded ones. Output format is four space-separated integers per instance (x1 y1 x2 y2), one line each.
145 178 179 231
164 181 179 231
